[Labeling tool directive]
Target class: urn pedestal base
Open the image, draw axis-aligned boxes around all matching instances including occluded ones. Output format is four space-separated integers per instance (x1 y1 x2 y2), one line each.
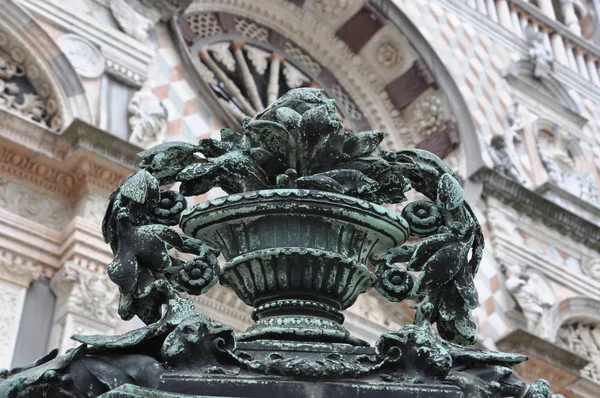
98 341 463 397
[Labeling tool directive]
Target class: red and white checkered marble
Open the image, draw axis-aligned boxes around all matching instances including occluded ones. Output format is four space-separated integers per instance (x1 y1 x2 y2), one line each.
149 24 222 144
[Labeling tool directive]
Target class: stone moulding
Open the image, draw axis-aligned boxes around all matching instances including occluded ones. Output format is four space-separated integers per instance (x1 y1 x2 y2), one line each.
474 167 600 251
0 117 140 205
0 89 562 398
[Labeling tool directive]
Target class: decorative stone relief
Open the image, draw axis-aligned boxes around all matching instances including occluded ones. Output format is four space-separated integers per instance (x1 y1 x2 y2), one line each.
109 0 155 42
128 81 167 149
502 263 556 333
208 43 236 72
489 134 522 182
0 280 25 369
537 130 598 203
557 321 600 382
0 54 47 125
50 262 119 328
376 41 402 68
312 0 350 16
245 45 269 75
412 94 445 137
74 194 109 227
282 63 310 89
525 26 553 79
582 258 600 281
185 12 223 38
56 34 105 79
0 145 129 203
49 262 119 352
0 178 72 230
485 207 524 244
0 30 61 129
0 249 42 288
234 16 269 43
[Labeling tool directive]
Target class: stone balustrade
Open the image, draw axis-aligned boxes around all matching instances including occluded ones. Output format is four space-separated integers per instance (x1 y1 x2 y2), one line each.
461 0 600 86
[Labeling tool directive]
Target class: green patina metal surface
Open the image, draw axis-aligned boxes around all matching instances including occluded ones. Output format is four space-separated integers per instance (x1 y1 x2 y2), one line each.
0 88 562 398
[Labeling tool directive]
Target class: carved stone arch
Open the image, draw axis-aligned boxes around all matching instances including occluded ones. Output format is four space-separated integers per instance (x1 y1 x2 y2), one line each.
532 118 560 135
507 60 583 116
548 296 600 382
370 0 483 176
173 0 480 175
0 0 92 130
546 296 600 342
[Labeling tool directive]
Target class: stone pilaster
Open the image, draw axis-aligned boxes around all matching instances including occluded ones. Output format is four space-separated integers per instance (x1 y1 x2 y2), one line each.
48 261 119 354
0 250 41 368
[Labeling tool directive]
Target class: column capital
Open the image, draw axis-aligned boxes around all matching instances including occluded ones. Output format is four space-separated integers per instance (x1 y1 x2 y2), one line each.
50 261 119 328
0 250 42 288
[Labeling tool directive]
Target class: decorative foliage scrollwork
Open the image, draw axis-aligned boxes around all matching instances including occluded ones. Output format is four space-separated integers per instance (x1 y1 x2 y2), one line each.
102 169 220 324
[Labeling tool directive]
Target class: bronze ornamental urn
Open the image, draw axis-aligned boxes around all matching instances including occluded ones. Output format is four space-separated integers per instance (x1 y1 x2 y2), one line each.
181 189 409 345
0 89 563 398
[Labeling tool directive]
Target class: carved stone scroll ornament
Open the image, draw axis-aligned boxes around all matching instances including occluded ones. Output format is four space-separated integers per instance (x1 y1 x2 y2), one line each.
0 89 562 397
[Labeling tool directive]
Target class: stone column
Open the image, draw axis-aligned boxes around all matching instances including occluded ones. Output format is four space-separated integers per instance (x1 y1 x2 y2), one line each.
550 33 569 66
561 0 582 35
0 252 41 368
496 0 513 30
48 261 120 354
538 0 558 19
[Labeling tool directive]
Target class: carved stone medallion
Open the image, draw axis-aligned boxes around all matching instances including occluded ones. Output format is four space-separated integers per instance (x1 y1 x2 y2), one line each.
57 34 105 79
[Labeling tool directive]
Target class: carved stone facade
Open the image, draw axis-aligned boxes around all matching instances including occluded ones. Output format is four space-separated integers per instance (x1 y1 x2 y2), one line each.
49 261 120 353
0 1 600 397
558 322 600 383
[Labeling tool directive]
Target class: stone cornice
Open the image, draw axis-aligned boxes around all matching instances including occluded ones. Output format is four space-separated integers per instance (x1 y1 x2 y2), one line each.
493 236 600 301
0 114 138 204
504 72 589 131
473 168 600 252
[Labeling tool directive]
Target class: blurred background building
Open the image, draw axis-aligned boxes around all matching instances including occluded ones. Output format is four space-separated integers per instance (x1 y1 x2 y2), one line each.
1 0 600 396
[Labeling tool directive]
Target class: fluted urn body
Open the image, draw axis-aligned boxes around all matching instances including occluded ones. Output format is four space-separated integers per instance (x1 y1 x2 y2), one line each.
181 189 409 345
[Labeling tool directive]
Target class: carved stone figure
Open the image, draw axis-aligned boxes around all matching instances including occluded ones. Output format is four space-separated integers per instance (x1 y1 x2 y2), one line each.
489 135 523 182
110 0 155 42
489 102 528 183
128 82 167 149
538 130 598 203
537 130 573 185
503 263 556 332
525 26 553 79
